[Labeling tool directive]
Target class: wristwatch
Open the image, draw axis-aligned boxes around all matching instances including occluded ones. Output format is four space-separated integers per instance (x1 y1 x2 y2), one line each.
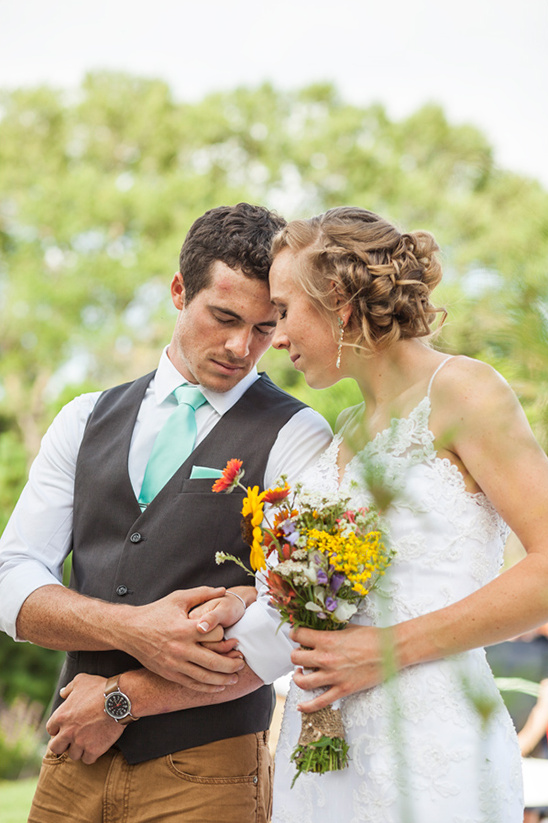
104 675 139 725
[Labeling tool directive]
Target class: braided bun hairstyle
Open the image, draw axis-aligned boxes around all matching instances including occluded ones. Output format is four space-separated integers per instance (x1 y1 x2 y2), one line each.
271 207 445 353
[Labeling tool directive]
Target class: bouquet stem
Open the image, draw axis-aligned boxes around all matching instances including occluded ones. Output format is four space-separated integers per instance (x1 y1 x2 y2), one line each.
290 704 350 787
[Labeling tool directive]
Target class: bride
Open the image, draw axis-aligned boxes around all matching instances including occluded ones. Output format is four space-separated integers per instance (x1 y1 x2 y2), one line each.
267 206 548 822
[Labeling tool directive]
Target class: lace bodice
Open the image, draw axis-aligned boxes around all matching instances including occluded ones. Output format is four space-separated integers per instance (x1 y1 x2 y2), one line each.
272 362 523 823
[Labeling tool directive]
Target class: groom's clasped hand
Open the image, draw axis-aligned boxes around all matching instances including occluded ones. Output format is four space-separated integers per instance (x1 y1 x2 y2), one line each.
121 586 246 689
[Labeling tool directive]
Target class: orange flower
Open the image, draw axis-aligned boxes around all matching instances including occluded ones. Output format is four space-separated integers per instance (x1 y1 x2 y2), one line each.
266 570 296 606
262 483 291 504
281 542 292 560
273 508 297 529
212 459 243 493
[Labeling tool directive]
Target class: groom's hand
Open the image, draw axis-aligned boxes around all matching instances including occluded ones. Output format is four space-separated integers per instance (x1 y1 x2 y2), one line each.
290 624 387 712
47 674 123 764
119 587 245 692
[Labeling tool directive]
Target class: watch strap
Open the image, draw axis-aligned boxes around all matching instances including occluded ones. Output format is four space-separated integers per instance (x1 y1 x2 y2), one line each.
104 675 122 696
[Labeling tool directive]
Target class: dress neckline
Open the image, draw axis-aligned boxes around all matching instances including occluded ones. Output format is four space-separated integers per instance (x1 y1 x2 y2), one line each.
335 395 431 482
339 356 453 450
336 356 454 485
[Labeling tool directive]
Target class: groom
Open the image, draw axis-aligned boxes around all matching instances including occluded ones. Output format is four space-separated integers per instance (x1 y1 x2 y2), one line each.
0 203 331 823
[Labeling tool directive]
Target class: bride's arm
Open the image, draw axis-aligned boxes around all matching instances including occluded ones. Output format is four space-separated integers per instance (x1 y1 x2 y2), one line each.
292 359 548 711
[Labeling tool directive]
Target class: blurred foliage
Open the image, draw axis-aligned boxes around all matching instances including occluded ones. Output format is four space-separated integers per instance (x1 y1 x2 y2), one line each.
0 73 547 707
0 697 44 779
0 632 63 709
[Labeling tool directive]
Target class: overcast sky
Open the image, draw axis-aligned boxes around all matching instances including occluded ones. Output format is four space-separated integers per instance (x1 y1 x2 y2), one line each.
1 0 547 186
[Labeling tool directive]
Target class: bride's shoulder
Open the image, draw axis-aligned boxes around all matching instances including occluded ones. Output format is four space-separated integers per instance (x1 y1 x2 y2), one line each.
431 355 518 427
434 355 511 396
335 402 365 436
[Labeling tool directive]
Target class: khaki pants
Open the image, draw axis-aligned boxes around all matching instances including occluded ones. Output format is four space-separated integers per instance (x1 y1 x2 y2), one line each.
28 732 272 823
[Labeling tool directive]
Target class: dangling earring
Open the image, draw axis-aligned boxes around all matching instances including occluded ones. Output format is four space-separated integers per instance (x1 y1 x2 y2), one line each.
336 316 344 369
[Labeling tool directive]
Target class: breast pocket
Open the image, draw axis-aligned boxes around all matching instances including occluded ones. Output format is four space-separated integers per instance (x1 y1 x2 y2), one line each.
168 488 249 585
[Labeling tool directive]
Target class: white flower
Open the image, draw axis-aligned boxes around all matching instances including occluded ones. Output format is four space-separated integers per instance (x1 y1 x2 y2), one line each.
313 586 326 604
302 565 317 584
333 601 358 622
276 560 307 576
295 488 348 510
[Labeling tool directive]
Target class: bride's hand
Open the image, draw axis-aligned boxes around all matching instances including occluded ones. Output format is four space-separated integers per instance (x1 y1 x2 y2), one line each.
290 624 388 712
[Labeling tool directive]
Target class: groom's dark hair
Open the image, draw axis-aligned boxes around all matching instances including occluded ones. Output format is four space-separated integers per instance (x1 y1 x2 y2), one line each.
179 203 286 303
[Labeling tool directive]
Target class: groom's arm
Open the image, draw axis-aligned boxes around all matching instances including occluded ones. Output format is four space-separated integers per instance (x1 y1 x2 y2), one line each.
46 587 265 763
47 660 264 764
16 583 248 689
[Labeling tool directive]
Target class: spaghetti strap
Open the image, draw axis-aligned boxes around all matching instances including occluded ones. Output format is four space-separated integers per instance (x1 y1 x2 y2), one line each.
427 356 453 398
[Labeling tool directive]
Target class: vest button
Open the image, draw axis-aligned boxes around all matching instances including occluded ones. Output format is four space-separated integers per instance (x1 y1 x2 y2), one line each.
129 532 142 543
116 585 128 596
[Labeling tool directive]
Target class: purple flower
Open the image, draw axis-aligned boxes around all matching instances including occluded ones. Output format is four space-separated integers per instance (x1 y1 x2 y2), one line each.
281 521 300 545
316 569 328 585
330 573 345 594
325 597 338 612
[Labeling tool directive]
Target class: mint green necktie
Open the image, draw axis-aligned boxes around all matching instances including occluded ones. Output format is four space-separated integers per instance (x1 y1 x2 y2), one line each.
138 385 207 508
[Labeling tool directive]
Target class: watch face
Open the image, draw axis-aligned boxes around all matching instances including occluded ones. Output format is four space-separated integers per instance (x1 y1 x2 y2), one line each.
105 691 130 719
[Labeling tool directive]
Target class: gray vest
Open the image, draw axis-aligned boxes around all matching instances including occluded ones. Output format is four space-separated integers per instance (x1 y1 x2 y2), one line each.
54 370 306 763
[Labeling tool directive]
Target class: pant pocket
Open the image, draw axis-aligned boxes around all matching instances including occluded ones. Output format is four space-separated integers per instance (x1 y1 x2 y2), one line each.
165 734 263 823
42 747 70 765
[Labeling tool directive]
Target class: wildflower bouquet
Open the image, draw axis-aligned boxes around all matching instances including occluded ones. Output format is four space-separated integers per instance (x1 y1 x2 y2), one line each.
213 458 392 785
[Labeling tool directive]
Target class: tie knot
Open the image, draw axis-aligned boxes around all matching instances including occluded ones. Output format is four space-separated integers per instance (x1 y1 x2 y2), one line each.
173 384 206 411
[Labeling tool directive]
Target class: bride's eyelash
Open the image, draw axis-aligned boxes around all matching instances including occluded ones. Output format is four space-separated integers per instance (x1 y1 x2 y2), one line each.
278 309 287 319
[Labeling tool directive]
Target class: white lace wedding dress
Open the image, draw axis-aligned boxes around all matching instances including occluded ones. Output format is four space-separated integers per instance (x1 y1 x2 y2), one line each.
272 360 523 823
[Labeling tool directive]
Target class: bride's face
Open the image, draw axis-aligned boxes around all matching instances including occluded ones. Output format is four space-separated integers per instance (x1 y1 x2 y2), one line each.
270 248 340 389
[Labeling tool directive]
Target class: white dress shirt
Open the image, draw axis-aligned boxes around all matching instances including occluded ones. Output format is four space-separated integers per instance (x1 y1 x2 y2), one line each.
0 350 332 681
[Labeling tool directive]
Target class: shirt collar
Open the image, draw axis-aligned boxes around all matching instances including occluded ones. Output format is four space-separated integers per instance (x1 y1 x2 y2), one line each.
154 347 260 416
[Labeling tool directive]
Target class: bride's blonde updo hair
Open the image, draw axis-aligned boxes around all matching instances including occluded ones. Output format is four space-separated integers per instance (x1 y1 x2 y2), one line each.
271 206 445 353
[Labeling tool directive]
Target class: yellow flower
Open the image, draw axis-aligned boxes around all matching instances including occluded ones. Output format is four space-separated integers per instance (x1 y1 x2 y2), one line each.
242 486 266 527
304 528 388 595
250 534 266 571
242 486 267 571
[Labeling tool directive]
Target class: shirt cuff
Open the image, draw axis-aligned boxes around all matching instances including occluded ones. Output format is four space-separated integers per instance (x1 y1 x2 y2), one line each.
224 601 295 684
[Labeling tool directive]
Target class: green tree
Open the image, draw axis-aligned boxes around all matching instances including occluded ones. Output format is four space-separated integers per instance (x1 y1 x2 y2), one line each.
0 74 547 707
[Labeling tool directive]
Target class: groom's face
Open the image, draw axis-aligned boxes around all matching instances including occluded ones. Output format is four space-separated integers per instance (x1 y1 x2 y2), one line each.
168 261 277 392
